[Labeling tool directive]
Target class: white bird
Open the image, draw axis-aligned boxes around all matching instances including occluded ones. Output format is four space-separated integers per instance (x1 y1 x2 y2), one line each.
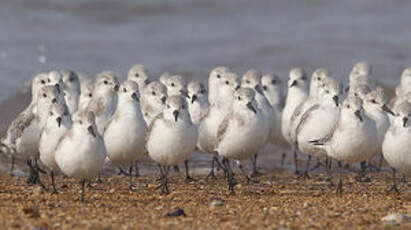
382 101 411 192
55 110 106 202
215 88 266 194
39 102 72 194
241 69 271 176
362 87 394 169
261 73 289 164
208 67 231 106
186 81 209 125
281 67 309 173
289 68 331 175
61 69 81 114
311 96 378 194
146 96 198 194
160 74 188 97
78 77 95 111
1 84 60 186
86 71 119 135
348 61 375 91
293 78 341 176
391 67 411 110
127 64 150 92
141 81 167 125
198 71 239 179
104 81 147 189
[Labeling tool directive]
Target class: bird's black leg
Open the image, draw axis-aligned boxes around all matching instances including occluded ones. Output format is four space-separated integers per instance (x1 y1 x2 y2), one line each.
388 168 400 194
251 154 263 177
80 179 86 203
298 155 311 179
129 165 134 190
293 151 299 174
223 158 236 195
9 156 15 176
184 160 195 182
173 165 180 173
280 152 286 167
336 174 343 195
401 174 407 184
51 171 58 194
238 161 258 184
377 154 384 172
206 157 217 180
134 161 140 178
96 172 103 183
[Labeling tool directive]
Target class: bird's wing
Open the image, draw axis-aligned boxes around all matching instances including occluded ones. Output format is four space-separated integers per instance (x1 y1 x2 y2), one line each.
310 119 339 146
294 104 320 148
145 112 164 146
87 97 105 117
216 112 232 144
198 106 211 123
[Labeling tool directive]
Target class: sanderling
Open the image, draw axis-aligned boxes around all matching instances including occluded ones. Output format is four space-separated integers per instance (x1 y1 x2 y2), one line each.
55 111 106 202
208 67 231 106
86 71 119 135
311 96 378 194
141 80 167 125
288 68 331 176
362 87 394 169
382 101 411 193
215 88 266 194
160 74 188 97
348 61 375 90
186 81 209 125
391 67 411 109
146 96 198 194
60 69 81 114
104 81 147 189
127 64 150 92
293 78 341 177
241 69 271 176
198 71 239 179
39 102 72 194
78 77 95 111
281 67 309 173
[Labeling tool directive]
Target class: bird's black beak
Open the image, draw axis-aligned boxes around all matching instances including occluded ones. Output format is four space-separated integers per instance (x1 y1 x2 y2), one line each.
180 90 189 98
52 98 58 104
144 79 150 85
191 94 197 104
345 86 350 93
114 84 119 92
247 102 257 114
173 110 179 122
355 110 363 122
290 80 297 87
88 126 96 138
382 104 395 116
56 117 62 127
55 83 61 93
235 85 240 91
254 85 263 95
161 96 166 104
333 95 339 107
403 117 408 127
131 92 139 102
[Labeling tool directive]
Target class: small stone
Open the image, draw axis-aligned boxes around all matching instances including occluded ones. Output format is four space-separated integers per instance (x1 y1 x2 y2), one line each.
33 186 43 196
209 198 224 208
381 213 409 223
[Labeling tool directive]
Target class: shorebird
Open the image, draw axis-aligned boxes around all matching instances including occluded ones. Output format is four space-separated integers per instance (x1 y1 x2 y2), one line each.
198 71 239 179
186 81 209 125
78 77 95 111
55 111 106 202
141 81 167 126
281 67 309 174
241 69 271 176
61 69 81 114
86 71 119 135
104 81 147 189
311 96 378 194
146 96 198 194
215 88 266 194
208 67 231 106
382 101 411 193
39 102 72 194
127 64 150 92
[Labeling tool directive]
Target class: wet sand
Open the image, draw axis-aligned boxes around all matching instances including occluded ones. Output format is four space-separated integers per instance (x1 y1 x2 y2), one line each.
0 171 409 229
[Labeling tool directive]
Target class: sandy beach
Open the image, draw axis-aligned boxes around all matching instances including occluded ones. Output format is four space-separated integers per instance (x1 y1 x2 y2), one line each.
0 171 409 229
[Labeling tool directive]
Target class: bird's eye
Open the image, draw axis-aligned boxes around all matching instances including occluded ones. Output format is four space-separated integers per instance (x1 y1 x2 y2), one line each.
135 73 139 77
69 77 75 82
301 76 306 80
171 83 175 87
123 88 127 93
238 96 241 100
271 80 276 85
246 80 250 84
63 112 68 116
217 74 221 79
43 93 47 98
152 91 156 96
41 80 46 84
347 105 350 109
225 81 229 85
354 93 358 97
326 90 330 94
317 77 321 81
88 93 92 98
79 120 83 125
47 78 51 83
263 86 267 91
167 105 170 109
49 112 53 116
371 99 376 104
104 80 108 85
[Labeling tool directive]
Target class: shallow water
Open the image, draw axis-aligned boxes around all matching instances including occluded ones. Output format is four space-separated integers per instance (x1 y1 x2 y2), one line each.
0 0 408 174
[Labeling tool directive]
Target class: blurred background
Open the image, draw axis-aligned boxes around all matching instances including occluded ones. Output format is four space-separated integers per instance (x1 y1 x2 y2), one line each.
1 0 411 115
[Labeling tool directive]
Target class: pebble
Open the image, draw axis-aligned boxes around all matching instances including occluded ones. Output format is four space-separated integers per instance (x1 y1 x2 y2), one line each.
381 213 409 223
209 198 224 208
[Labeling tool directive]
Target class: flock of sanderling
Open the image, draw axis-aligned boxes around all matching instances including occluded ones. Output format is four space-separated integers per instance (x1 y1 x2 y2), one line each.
1 62 411 202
